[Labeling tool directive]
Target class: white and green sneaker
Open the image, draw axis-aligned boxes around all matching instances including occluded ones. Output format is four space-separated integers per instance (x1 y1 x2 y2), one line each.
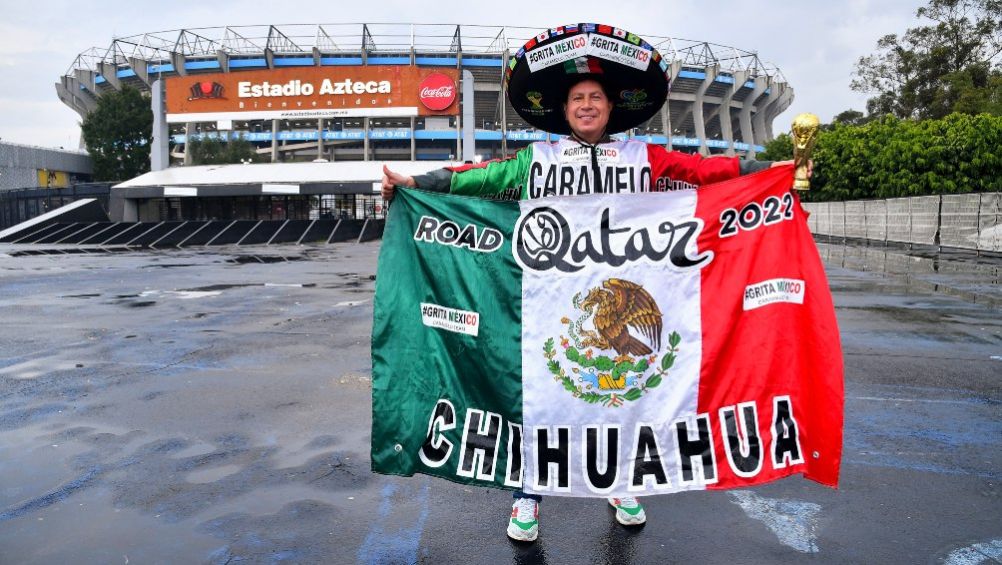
608 496 646 526
507 497 539 542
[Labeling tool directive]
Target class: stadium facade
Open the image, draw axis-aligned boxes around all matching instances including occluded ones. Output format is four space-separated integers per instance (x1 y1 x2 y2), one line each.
58 24 793 166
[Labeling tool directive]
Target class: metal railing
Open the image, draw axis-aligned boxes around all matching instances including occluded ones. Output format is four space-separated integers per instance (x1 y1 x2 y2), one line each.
0 184 112 231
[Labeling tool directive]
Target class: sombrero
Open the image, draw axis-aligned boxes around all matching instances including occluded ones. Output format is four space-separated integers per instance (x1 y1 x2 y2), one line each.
505 23 670 135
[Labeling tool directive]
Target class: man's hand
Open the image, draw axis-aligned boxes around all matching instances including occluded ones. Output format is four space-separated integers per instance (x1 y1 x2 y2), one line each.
381 165 416 201
771 159 813 178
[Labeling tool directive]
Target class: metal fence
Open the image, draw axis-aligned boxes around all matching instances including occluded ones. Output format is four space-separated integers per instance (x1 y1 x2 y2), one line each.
803 193 1002 253
0 184 112 231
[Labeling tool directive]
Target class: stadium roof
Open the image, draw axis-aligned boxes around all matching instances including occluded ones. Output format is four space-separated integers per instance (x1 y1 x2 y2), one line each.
65 23 787 82
114 160 453 189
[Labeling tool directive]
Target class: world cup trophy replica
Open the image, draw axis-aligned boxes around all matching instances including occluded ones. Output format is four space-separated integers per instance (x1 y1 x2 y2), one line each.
791 113 820 190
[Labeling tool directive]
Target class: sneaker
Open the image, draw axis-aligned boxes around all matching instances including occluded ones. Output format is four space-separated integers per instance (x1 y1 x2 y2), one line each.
608 496 646 526
507 497 539 542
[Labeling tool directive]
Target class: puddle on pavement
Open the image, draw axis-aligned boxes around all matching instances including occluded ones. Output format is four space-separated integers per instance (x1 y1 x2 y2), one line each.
272 436 342 470
178 283 317 292
0 428 92 509
333 300 369 307
0 423 145 510
225 255 306 264
193 483 336 520
0 484 221 562
185 464 245 484
0 359 82 380
60 293 101 299
818 242 1001 308
169 442 218 460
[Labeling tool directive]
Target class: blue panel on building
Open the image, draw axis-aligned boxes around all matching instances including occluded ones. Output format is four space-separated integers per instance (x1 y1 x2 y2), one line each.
625 135 668 144
475 131 502 141
230 58 268 69
743 80 756 89
715 75 735 84
274 58 315 67
243 133 272 142
320 57 365 65
277 131 321 141
323 131 365 140
367 57 411 65
506 131 548 141
678 70 706 80
671 137 701 147
147 64 175 74
415 57 458 66
96 76 106 84
414 130 458 140
370 129 411 140
462 58 503 67
117 69 137 78
185 60 221 71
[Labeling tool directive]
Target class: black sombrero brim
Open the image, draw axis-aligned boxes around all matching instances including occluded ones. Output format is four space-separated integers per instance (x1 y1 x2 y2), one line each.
505 24 670 135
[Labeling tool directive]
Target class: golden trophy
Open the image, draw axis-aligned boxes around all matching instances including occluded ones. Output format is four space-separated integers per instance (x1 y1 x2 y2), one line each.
791 113 820 190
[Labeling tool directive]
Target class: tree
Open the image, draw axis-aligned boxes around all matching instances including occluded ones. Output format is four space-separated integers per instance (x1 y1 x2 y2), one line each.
851 0 1002 119
799 113 1002 201
756 132 793 161
832 109 871 126
187 135 264 165
80 86 153 181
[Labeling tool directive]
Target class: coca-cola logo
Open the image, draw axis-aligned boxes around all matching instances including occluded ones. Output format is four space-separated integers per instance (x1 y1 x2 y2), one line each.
418 73 457 111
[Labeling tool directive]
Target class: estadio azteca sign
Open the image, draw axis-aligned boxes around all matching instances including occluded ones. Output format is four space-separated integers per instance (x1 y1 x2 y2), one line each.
165 66 459 123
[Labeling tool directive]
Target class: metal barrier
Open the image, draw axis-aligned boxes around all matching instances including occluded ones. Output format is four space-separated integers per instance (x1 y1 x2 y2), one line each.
0 184 112 230
802 192 1002 253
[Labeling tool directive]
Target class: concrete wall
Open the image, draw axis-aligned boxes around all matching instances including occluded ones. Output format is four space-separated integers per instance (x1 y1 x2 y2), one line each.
802 193 1002 253
0 142 92 191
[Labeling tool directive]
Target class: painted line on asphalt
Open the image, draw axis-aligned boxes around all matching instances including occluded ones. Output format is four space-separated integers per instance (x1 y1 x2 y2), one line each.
357 481 430 565
729 491 821 554
944 538 1002 565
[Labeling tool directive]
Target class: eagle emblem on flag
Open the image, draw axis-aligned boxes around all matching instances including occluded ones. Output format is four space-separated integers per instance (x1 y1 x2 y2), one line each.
579 278 662 356
547 278 680 407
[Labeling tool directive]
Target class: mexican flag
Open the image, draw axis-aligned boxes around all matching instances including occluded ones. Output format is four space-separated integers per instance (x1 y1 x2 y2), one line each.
371 165 843 497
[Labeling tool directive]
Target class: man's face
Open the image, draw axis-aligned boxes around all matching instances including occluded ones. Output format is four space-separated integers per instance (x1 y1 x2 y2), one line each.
563 79 612 142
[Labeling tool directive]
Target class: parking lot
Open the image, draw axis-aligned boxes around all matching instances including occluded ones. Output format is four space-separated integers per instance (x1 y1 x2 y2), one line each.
0 241 999 564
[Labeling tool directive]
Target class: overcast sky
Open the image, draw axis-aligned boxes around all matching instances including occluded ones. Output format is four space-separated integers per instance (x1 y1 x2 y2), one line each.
0 0 926 149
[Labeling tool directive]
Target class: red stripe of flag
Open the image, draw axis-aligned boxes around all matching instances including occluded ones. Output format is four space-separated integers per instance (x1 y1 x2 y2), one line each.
694 165 843 490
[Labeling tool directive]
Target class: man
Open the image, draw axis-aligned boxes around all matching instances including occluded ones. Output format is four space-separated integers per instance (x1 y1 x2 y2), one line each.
382 78 789 200
381 23 795 542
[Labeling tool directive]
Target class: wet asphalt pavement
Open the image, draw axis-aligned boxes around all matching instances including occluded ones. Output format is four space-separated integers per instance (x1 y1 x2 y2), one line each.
0 241 999 564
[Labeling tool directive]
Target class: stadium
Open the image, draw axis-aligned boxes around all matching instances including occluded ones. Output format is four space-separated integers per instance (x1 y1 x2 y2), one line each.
40 23 793 230
58 23 792 162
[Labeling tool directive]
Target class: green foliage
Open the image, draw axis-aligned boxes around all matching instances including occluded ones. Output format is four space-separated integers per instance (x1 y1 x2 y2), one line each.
804 112 1002 201
758 133 793 161
851 0 1002 119
832 109 872 127
80 86 153 181
187 134 264 165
